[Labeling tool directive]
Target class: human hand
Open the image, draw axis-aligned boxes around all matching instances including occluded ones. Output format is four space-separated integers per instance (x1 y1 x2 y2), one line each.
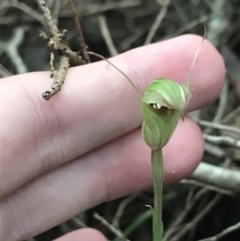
0 35 225 241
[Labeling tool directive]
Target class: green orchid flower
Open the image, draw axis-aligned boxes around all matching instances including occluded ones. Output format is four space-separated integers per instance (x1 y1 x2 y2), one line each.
140 78 192 241
137 34 204 240
88 33 204 240
140 78 192 151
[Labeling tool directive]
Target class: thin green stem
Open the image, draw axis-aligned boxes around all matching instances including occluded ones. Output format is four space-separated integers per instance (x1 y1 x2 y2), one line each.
151 149 164 241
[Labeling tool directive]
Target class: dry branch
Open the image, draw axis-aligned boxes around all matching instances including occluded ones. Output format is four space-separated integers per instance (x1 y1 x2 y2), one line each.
94 213 129 241
163 188 209 241
144 0 170 45
204 134 240 149
190 162 240 193
98 14 118 56
199 120 240 136
35 0 85 100
67 0 90 63
42 55 70 100
169 194 222 241
0 26 28 74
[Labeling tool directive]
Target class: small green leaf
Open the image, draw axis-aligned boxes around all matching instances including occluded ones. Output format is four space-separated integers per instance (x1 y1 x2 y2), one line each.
146 204 163 241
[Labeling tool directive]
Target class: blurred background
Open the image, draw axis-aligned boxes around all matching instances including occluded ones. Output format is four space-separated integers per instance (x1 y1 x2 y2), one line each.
1 0 240 240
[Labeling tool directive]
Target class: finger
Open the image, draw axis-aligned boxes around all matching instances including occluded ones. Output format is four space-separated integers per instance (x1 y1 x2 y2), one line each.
1 117 203 240
54 228 107 241
0 35 225 198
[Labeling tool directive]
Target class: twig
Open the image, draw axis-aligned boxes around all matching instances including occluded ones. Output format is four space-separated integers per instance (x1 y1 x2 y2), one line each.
71 216 88 228
204 79 228 134
198 120 240 136
176 14 209 35
0 64 12 77
36 0 59 35
190 162 240 193
98 14 118 56
59 222 71 234
112 194 140 229
0 26 28 74
94 213 130 241
36 0 85 100
164 14 210 40
204 143 226 158
163 188 208 241
12 1 46 26
4 0 141 21
0 1 45 25
221 46 240 98
221 105 240 124
197 220 240 241
62 0 141 17
171 1 188 24
67 0 90 63
51 0 61 24
169 194 222 241
181 180 234 196
120 29 145 51
144 0 170 45
42 55 69 100
204 134 240 149
206 0 230 46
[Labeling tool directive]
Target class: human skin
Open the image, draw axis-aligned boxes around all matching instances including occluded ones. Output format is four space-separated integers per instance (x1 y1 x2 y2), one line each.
0 35 225 241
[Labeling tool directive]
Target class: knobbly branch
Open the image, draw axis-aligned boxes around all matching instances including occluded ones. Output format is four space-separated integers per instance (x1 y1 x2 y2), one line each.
35 0 85 100
42 55 70 100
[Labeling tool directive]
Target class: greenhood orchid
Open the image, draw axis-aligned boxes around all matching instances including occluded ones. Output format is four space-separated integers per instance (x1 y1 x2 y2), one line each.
88 34 205 240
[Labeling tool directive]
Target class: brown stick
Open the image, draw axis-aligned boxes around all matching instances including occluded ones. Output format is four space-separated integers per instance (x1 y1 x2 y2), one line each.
42 56 70 100
67 0 90 63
